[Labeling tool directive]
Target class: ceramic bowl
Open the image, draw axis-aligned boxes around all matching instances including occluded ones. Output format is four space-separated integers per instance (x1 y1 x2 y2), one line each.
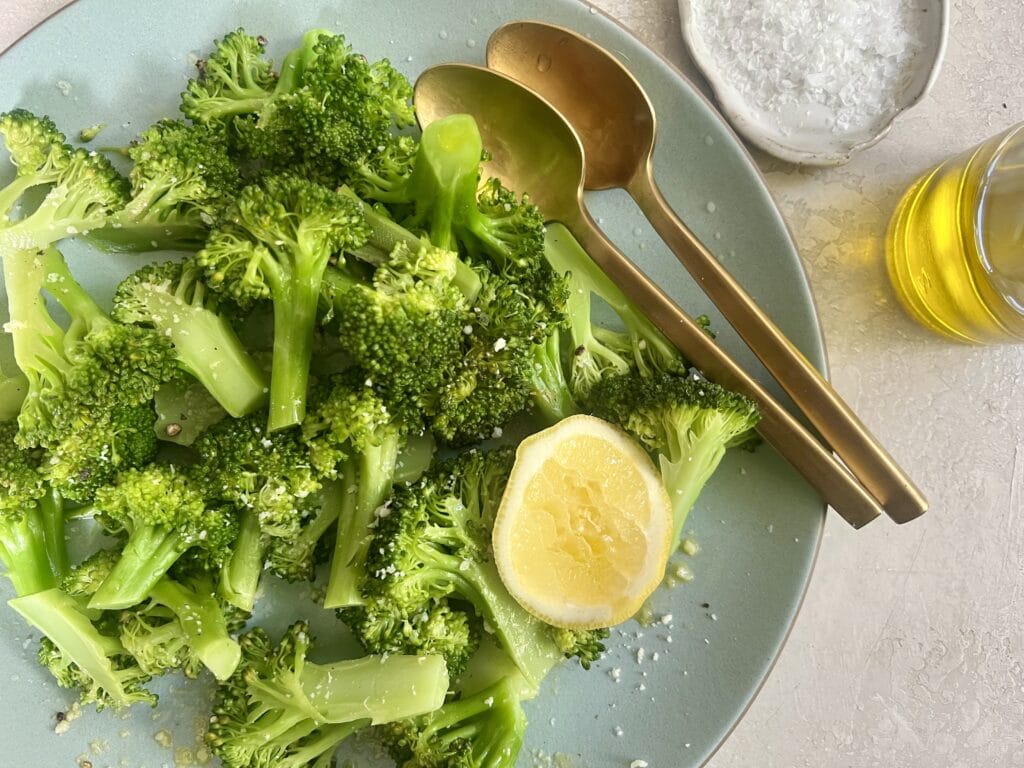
678 0 950 166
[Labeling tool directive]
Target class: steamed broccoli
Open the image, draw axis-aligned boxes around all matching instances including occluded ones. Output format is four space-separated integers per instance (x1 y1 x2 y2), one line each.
183 28 414 187
0 112 178 450
590 371 761 540
119 576 242 681
90 119 241 251
10 588 156 711
0 420 65 595
543 223 685 401
196 174 369 430
379 672 529 768
87 464 237 610
344 448 564 690
206 621 449 768
190 411 321 610
112 258 268 417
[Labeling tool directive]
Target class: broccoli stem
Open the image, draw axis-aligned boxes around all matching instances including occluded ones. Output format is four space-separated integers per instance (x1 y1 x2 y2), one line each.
9 588 147 710
299 653 448 723
267 276 321 431
0 367 28 420
219 507 264 613
148 577 241 681
89 525 187 610
38 488 68 581
324 435 400 609
339 185 481 302
529 327 577 425
0 507 57 597
136 283 268 417
2 247 67 391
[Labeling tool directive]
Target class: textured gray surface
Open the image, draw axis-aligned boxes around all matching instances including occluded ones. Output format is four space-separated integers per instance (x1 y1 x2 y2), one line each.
3 1 1024 766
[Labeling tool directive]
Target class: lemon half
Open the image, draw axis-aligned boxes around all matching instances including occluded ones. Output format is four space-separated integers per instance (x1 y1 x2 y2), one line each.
492 415 673 630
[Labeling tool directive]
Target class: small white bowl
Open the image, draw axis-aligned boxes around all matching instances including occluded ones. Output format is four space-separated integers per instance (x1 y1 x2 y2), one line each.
678 0 949 166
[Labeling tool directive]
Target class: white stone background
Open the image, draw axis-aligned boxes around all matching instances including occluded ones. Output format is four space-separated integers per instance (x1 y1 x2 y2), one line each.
2 1 1023 766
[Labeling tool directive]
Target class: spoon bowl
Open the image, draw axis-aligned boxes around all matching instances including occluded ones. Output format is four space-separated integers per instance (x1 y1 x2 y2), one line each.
413 63 885 529
486 20 655 190
415 63 584 221
486 20 927 524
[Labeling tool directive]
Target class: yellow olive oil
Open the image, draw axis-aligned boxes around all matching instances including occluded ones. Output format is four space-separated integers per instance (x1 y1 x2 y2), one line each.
886 125 1024 343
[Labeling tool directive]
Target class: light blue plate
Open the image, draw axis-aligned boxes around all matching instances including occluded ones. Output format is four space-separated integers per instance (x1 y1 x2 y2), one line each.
0 1 826 766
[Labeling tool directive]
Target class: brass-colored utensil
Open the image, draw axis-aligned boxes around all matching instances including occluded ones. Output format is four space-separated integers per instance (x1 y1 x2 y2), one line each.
486 21 927 524
414 63 884 528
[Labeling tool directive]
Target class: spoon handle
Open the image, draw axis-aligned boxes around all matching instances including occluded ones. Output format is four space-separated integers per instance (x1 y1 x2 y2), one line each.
626 169 927 524
562 204 884 529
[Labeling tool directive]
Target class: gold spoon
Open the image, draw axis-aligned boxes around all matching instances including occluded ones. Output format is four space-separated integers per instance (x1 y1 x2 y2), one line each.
486 20 926 524
414 63 883 528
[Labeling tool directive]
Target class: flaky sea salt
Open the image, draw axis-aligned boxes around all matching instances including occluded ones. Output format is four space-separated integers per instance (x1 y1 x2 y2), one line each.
691 0 928 134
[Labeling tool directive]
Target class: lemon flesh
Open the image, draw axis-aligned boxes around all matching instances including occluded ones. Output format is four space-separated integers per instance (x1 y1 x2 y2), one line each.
493 415 672 630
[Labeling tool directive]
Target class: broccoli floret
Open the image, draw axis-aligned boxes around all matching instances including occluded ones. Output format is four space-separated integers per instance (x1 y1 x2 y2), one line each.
550 627 609 670
590 371 761 540
10 588 156 711
0 420 66 595
543 223 686 401
183 28 413 189
90 119 241 251
180 29 279 123
206 621 449 768
43 401 159 503
0 113 180 447
119 576 242 681
348 448 564 690
87 464 237 610
191 411 321 610
196 174 369 430
342 598 481 678
112 258 268 417
324 240 468 432
377 673 528 768
298 373 406 604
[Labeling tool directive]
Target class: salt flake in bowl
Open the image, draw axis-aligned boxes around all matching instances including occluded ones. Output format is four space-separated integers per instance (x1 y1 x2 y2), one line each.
679 0 949 165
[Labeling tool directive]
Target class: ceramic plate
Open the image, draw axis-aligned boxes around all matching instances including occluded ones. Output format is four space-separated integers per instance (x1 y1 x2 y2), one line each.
0 1 826 766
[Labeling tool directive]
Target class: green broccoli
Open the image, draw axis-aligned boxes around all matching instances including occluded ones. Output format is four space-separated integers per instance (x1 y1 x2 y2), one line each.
90 119 241 251
298 372 406 604
10 588 156 711
542 223 686 401
86 464 237 610
196 174 369 431
112 258 269 417
590 371 761 540
190 411 321 610
206 621 449 768
377 673 528 768
0 420 66 595
345 448 564 690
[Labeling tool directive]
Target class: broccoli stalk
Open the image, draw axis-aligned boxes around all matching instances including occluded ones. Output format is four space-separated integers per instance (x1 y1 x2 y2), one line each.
590 372 761 540
124 581 241 684
10 588 155 711
113 259 268 417
88 465 237 610
207 622 449 768
197 175 369 431
542 223 685 399
0 421 66 595
218 508 263 613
